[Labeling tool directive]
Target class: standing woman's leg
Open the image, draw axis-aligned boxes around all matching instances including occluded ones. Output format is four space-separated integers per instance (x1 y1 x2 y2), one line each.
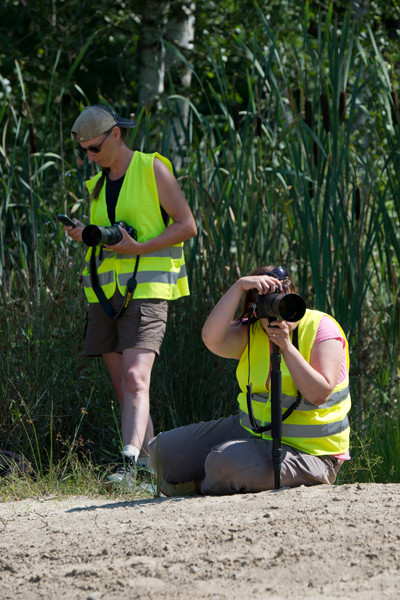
102 352 123 402
103 348 155 455
121 347 155 454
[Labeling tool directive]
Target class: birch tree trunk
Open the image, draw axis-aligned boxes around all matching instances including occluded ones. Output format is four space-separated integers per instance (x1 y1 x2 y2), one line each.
165 1 195 170
138 0 170 107
138 0 195 169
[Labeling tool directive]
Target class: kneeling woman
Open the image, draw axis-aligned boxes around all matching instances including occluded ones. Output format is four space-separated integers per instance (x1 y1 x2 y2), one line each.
149 266 351 495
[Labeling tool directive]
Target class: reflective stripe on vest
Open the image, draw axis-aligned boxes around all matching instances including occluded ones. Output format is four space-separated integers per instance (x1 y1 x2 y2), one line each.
239 408 350 439
115 247 184 261
82 151 190 302
251 385 350 410
83 263 187 288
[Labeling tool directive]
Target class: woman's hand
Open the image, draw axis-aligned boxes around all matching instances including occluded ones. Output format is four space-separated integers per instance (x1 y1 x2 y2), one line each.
64 220 84 243
105 225 143 254
265 319 292 351
201 275 283 359
238 274 283 295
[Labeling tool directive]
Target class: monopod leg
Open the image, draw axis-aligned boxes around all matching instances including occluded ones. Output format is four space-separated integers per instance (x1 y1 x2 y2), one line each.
270 344 282 490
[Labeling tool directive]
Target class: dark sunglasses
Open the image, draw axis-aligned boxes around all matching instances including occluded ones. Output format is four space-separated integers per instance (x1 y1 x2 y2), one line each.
77 128 113 158
265 266 289 280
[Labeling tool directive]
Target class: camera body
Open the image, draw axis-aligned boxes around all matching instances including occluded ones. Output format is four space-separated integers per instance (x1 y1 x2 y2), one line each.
255 289 306 323
82 221 137 247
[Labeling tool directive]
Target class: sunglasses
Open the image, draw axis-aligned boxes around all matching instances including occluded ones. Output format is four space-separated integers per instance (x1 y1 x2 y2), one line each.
265 266 289 280
77 128 113 158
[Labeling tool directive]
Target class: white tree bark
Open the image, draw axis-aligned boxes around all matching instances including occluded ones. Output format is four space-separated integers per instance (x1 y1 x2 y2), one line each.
138 0 170 107
138 1 196 169
165 1 195 169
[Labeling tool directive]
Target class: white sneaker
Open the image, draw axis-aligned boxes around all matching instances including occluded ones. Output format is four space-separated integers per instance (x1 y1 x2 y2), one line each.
106 454 137 488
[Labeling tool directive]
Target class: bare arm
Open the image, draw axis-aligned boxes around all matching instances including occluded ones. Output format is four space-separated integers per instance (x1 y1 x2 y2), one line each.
266 320 343 406
202 275 283 359
108 158 197 255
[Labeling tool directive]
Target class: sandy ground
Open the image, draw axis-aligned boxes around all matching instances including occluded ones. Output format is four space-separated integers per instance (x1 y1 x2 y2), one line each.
0 483 399 600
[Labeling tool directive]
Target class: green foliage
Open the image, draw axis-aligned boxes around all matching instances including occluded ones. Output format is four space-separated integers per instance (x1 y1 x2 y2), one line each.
1 0 142 108
337 403 400 484
0 452 154 501
0 1 399 488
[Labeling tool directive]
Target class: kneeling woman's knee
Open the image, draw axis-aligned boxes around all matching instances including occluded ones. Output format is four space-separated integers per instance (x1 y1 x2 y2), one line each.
202 441 274 495
148 431 188 481
202 445 244 495
148 434 166 476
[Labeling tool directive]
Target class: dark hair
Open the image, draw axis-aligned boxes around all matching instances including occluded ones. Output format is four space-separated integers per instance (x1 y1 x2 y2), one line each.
237 265 297 323
91 168 109 200
90 128 131 200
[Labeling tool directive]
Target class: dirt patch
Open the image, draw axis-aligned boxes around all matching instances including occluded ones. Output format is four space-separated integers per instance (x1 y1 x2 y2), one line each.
0 483 399 599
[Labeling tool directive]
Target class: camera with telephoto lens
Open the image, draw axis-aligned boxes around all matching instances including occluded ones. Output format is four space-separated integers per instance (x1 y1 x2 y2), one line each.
82 221 137 247
255 288 306 322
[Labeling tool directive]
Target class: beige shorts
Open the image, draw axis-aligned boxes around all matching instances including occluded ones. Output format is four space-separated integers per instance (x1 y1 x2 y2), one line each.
83 291 168 356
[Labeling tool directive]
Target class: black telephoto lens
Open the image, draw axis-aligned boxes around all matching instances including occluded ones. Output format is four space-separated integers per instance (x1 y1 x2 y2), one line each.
82 224 122 247
255 293 306 322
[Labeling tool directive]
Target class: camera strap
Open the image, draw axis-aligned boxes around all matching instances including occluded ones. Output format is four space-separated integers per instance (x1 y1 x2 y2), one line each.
245 323 302 434
89 247 140 320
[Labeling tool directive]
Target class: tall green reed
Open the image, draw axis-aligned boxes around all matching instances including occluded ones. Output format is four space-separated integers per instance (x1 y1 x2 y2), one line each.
0 54 113 470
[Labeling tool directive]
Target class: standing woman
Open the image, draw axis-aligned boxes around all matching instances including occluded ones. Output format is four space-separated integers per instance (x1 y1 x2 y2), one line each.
150 266 351 495
65 105 197 486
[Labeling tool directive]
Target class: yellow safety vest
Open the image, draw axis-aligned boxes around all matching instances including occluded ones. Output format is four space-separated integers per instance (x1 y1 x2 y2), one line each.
237 309 351 455
82 151 189 302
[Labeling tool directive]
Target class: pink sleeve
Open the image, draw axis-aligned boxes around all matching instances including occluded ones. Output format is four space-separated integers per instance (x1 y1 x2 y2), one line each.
314 316 345 345
315 316 351 460
314 316 347 383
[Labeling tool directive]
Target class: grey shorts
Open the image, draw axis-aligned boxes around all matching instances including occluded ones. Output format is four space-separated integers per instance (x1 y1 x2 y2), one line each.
149 414 343 495
83 291 168 356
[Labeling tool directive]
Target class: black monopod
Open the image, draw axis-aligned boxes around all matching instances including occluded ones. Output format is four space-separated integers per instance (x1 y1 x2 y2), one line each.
254 290 306 489
270 338 283 489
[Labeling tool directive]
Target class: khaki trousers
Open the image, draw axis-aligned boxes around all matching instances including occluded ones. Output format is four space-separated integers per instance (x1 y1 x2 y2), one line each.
149 414 342 495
